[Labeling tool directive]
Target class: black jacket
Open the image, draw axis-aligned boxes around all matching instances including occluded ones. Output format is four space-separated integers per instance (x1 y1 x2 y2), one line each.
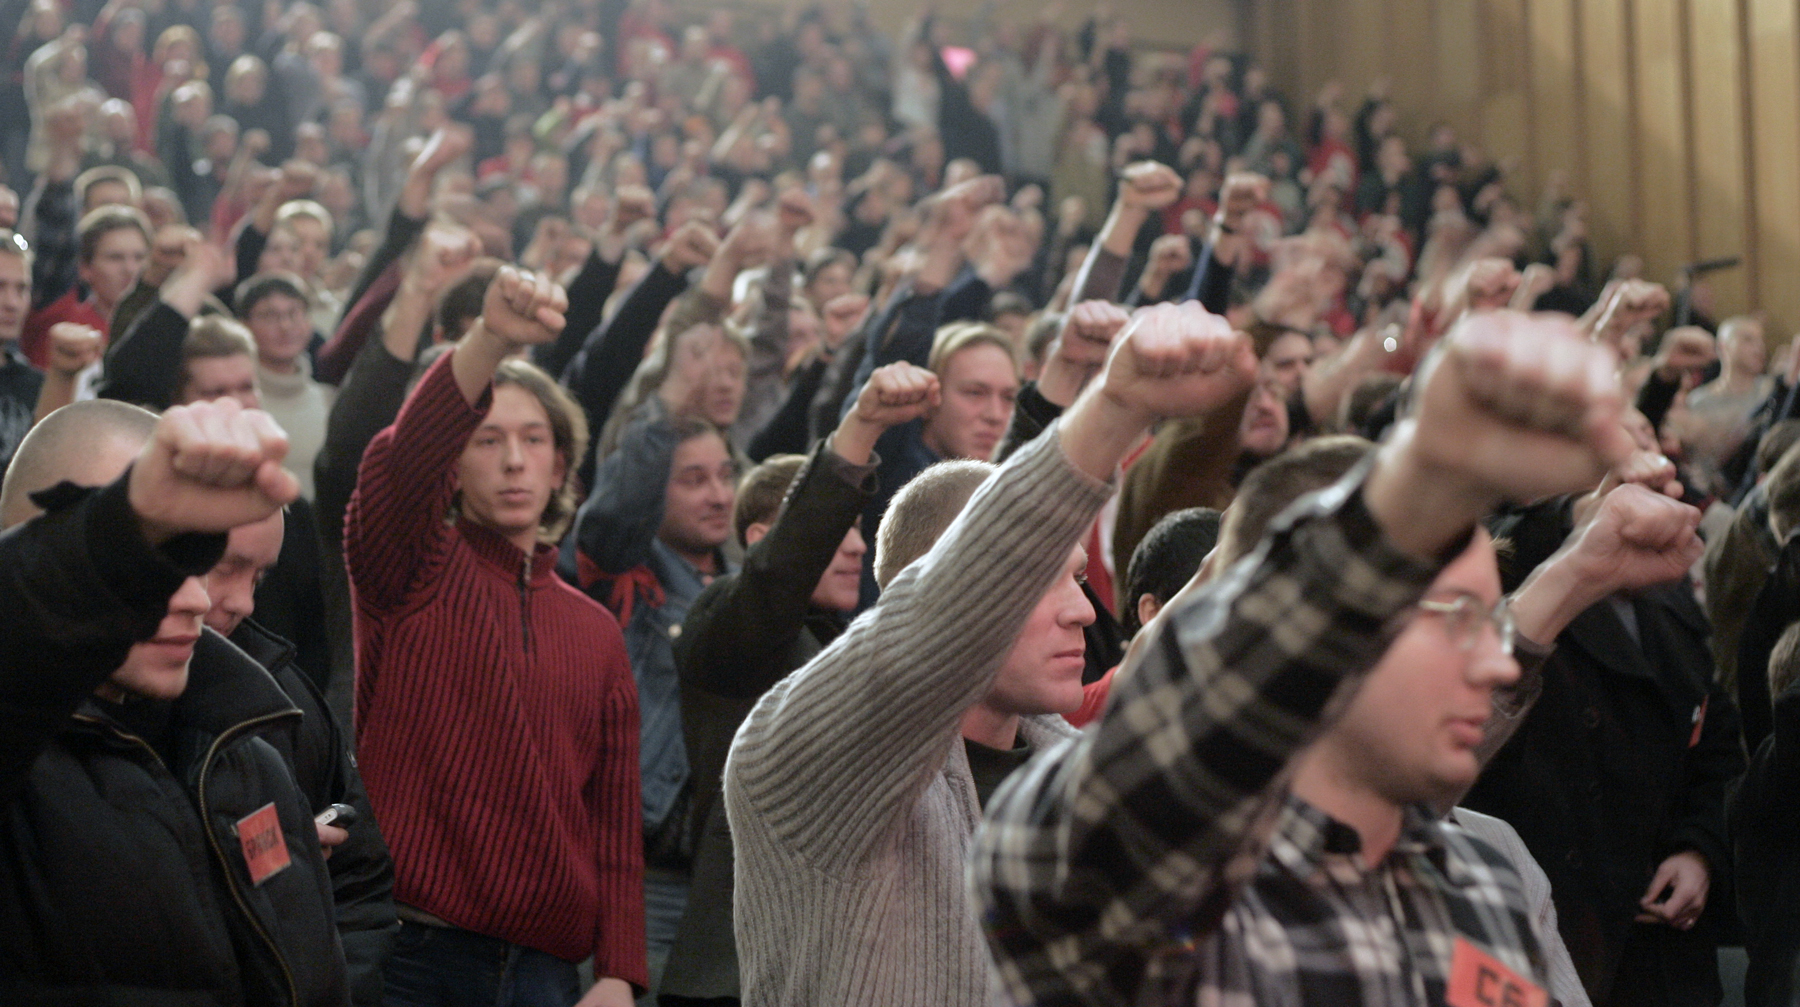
1731 683 1800 1007
1472 501 1745 1006
0 476 350 1006
660 439 874 1002
230 619 396 1007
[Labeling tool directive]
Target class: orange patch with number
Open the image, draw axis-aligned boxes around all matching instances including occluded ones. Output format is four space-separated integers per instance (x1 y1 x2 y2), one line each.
1446 935 1548 1007
236 803 291 886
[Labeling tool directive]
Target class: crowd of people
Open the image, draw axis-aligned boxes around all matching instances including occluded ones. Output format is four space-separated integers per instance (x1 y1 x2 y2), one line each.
5 0 1800 1006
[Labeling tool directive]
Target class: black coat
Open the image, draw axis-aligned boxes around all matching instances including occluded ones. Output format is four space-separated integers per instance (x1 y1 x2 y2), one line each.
1473 503 1745 1006
230 619 397 1007
660 439 874 1002
1730 683 1800 1007
0 477 349 1006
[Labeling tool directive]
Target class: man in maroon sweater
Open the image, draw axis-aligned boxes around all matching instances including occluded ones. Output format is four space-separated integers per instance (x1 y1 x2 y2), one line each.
345 265 645 1007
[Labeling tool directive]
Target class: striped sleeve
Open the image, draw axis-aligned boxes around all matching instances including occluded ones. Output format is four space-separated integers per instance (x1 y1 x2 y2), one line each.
344 350 487 618
726 422 1113 873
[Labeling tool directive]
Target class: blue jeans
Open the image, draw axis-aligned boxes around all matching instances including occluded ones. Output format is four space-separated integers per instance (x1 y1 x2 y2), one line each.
384 921 583 1007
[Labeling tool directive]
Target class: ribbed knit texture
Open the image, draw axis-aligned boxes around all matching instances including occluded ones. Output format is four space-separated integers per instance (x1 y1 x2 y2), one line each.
344 351 647 986
723 424 1105 1007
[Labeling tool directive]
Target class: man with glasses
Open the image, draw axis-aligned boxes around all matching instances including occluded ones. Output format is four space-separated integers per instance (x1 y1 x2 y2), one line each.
237 272 333 498
971 310 1650 1007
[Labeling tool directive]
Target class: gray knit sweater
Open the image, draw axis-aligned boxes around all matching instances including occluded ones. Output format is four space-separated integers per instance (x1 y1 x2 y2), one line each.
723 423 1108 1007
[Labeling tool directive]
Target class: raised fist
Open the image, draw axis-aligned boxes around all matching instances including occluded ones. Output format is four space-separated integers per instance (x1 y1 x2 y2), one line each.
850 361 939 429
1589 279 1671 350
661 220 722 273
1117 161 1181 213
1058 300 1131 371
45 323 102 378
479 265 568 347
1099 301 1257 421
129 398 300 543
1408 310 1634 504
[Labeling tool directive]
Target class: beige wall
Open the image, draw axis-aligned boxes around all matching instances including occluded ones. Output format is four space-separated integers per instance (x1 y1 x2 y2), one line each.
671 0 1242 52
1253 0 1800 338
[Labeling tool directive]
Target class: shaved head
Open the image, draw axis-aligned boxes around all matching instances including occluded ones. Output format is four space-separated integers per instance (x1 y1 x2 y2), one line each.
1 400 157 528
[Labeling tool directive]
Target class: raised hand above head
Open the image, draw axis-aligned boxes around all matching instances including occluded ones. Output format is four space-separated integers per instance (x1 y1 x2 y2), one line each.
129 398 299 543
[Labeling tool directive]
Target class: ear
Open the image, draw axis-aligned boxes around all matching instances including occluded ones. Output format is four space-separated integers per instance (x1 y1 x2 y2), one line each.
744 521 771 547
1136 593 1161 632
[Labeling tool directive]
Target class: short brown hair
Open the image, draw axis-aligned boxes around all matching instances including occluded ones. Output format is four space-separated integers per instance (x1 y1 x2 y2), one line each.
74 165 142 211
182 314 255 365
928 321 1018 377
77 205 151 265
437 259 500 341
1214 435 1373 570
734 454 807 547
874 459 994 589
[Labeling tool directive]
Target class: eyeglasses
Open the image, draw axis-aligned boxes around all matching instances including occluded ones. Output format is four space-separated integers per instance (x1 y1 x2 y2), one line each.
248 305 309 326
1416 593 1515 656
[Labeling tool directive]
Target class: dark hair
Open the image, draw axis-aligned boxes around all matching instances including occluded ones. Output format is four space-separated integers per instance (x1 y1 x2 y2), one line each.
233 272 310 319
733 453 808 547
1122 507 1222 635
76 205 151 265
1216 436 1374 570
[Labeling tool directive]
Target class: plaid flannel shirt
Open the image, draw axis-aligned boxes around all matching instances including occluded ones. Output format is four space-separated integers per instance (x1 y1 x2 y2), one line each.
970 464 1552 1006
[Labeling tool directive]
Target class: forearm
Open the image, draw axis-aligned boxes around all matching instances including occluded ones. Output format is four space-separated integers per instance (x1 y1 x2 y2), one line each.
96 302 191 410
565 261 690 427
535 248 621 379
973 472 1444 1005
685 444 873 696
344 352 484 607
730 426 1111 864
340 205 429 324
0 476 226 796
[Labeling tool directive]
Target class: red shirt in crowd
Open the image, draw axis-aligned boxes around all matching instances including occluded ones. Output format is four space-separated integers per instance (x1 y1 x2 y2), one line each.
20 288 109 369
344 351 647 983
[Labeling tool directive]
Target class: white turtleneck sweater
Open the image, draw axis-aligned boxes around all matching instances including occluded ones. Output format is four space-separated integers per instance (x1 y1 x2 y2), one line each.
258 355 336 500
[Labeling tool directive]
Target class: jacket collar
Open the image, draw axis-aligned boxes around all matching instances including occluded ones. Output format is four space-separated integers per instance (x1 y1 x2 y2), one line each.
456 516 560 586
227 617 296 673
77 628 300 739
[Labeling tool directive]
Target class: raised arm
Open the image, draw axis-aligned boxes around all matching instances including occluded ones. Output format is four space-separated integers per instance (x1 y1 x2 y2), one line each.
727 302 1258 872
972 310 1633 1007
345 267 565 612
98 240 237 410
680 361 934 696
2 400 295 797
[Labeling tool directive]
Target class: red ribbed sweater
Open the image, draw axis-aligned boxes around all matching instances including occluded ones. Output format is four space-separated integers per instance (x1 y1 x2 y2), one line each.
345 352 646 984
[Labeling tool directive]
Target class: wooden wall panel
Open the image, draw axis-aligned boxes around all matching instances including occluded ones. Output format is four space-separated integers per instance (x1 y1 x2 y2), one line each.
1687 0 1750 312
1748 0 1800 338
1527 0 1582 200
1256 0 1796 335
1577 0 1637 259
1632 0 1695 287
1479 0 1535 169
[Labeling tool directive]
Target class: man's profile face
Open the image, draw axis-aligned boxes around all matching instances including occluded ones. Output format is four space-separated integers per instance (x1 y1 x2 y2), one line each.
809 525 866 611
923 343 1017 462
985 545 1094 718
1318 533 1517 805
0 252 31 342
203 510 284 637
658 431 735 556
